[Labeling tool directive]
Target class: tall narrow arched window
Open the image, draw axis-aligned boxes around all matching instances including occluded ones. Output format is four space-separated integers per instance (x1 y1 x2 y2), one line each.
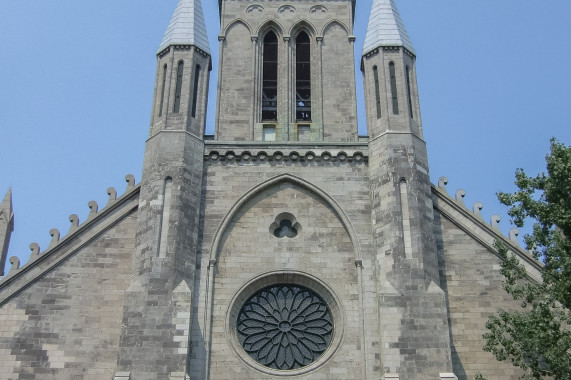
159 64 167 117
262 32 278 121
173 60 184 113
373 65 381 119
191 65 201 118
296 31 311 121
389 61 399 115
406 65 414 119
158 177 172 258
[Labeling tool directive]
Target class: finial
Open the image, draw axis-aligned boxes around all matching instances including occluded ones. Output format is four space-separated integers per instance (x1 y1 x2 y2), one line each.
48 228 60 250
490 215 501 231
28 243 41 264
509 228 520 244
455 189 466 207
68 214 80 234
87 201 98 221
125 174 135 191
438 177 448 192
473 202 483 220
106 187 117 206
8 256 20 274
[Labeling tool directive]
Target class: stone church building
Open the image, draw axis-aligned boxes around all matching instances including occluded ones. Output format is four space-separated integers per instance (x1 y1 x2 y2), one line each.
0 0 542 379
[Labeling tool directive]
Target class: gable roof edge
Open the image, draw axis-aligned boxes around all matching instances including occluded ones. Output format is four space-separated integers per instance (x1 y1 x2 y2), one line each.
0 185 140 306
431 184 543 278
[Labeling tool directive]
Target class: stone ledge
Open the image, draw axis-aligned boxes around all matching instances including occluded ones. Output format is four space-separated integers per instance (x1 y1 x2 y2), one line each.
205 148 368 164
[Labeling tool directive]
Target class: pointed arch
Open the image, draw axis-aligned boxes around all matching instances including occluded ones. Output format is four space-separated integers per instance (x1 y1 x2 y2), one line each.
209 173 362 263
221 19 252 37
289 19 317 39
321 20 350 37
256 19 284 39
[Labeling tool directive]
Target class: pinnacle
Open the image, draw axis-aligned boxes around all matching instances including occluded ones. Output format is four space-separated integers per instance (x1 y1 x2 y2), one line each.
1 188 12 215
158 0 211 55
362 0 415 56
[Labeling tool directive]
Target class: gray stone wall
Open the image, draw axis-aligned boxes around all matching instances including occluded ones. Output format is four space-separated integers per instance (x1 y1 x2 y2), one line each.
321 22 358 141
116 42 210 379
117 133 205 379
435 211 529 380
368 134 453 378
216 21 254 140
216 0 357 142
0 211 137 380
188 145 379 379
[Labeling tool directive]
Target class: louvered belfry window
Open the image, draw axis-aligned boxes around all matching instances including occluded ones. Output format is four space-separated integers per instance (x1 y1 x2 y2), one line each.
262 32 278 121
373 65 381 119
173 60 184 113
159 64 167 117
295 32 311 121
389 61 399 115
191 65 200 118
406 65 413 119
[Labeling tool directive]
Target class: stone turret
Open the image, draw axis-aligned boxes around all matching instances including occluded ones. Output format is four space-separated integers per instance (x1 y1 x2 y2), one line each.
362 0 455 378
0 188 14 276
116 0 211 378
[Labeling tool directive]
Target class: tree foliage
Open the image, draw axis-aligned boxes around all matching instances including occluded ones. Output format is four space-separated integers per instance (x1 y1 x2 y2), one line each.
482 139 571 379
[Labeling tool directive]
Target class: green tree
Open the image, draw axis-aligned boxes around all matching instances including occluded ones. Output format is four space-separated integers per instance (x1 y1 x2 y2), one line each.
482 139 571 379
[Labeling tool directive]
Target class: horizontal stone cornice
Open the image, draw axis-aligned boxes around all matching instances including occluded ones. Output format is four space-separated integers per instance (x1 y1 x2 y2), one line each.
204 142 368 164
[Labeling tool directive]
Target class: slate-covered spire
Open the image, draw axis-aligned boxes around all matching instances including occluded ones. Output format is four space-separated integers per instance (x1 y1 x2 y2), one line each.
158 0 210 54
0 188 14 276
362 0 415 56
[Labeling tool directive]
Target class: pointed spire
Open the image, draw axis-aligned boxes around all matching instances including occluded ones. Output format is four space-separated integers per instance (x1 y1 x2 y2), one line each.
362 0 415 56
0 188 14 276
1 188 13 218
158 0 211 55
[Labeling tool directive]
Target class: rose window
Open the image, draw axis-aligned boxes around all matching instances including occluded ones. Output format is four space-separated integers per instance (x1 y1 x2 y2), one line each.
237 284 333 370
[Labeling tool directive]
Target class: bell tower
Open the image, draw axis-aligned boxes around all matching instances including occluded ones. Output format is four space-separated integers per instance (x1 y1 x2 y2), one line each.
362 0 456 378
116 0 211 378
214 0 359 141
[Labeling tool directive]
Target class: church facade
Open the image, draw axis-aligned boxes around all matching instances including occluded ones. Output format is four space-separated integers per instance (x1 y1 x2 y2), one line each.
0 0 542 379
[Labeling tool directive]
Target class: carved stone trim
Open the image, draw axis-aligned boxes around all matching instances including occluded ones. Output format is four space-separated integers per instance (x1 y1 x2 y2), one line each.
205 150 367 164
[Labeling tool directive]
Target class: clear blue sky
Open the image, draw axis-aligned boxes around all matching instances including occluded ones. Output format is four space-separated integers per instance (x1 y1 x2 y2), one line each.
1 0 570 274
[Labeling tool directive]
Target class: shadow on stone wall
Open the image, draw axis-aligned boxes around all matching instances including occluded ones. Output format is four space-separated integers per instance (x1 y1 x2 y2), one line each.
434 211 467 380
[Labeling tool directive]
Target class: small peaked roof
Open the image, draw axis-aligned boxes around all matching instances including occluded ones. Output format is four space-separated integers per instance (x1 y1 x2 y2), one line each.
362 0 415 56
1 188 12 216
158 0 210 55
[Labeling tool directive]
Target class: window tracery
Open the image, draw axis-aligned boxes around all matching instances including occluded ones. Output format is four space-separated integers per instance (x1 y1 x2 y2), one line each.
237 284 333 370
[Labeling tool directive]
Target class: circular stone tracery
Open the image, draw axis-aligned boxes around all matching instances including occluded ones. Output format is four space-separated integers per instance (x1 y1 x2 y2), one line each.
237 284 333 370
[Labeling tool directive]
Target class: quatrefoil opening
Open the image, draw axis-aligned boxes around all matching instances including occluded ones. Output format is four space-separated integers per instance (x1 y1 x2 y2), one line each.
270 213 302 239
